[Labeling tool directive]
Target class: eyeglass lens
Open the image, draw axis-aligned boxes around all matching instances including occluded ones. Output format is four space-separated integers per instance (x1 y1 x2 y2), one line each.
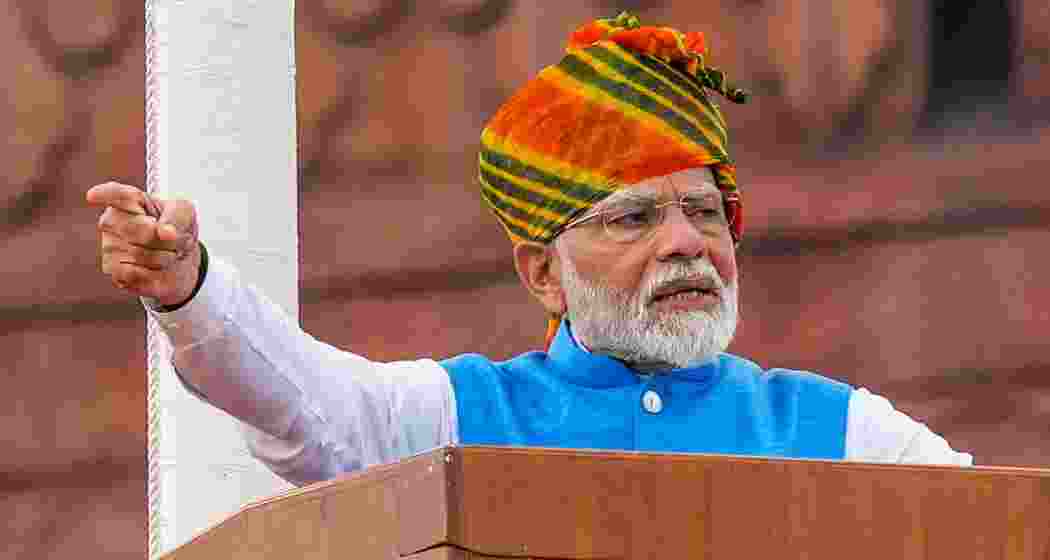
601 195 728 243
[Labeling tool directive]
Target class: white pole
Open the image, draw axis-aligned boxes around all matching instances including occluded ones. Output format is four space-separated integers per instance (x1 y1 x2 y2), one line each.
145 1 298 556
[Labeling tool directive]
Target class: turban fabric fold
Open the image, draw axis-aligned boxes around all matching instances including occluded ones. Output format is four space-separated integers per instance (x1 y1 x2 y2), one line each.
478 12 749 248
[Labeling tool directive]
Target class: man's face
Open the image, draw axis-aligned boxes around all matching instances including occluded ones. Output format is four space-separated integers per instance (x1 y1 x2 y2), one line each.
554 167 739 368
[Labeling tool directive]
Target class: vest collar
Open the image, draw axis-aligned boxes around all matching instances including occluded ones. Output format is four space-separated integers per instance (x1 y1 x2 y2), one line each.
547 320 726 389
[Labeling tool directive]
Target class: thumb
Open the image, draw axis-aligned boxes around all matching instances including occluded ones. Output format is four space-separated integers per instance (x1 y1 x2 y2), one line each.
156 198 197 245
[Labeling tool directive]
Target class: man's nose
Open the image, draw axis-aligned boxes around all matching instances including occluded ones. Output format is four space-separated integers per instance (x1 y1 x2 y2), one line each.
654 204 707 261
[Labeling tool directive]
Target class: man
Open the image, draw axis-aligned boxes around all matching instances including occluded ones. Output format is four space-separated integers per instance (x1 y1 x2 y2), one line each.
88 13 971 486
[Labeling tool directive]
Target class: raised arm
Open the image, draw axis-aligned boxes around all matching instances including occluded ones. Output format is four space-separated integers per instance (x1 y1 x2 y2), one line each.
87 183 457 485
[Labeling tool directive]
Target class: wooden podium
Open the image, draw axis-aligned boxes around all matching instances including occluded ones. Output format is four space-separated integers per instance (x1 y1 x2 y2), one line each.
163 446 1050 559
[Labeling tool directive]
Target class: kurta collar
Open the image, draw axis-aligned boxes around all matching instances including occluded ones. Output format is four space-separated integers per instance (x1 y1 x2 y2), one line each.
547 320 726 389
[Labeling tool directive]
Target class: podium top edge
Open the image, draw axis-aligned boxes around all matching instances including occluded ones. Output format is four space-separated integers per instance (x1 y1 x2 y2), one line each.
446 445 1050 476
241 444 1049 514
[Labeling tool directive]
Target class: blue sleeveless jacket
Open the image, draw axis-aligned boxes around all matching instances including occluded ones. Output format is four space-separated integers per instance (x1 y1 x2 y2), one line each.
440 322 853 459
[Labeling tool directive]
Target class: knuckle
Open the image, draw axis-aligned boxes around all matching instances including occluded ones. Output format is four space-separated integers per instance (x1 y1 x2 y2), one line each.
116 266 146 286
121 244 146 262
127 220 157 245
175 199 198 223
131 245 167 269
151 250 176 270
109 267 133 289
99 236 122 255
98 208 116 230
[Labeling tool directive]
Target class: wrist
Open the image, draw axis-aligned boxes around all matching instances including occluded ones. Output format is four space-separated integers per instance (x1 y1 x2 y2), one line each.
156 241 208 310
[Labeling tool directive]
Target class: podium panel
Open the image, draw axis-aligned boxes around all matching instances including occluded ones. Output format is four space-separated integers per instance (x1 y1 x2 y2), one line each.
165 446 1050 559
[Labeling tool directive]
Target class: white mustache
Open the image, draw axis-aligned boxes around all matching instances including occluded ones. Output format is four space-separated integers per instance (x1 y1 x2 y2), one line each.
640 259 726 307
558 247 739 367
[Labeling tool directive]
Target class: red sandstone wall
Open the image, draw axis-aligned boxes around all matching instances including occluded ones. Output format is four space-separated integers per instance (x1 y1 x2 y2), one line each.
1 0 147 557
3 1 1048 558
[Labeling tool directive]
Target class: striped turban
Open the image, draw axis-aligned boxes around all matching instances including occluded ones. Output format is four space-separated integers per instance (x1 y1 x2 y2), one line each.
478 12 749 246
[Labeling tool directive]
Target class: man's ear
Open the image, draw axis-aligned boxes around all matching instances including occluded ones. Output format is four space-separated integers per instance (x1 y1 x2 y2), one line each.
513 241 567 316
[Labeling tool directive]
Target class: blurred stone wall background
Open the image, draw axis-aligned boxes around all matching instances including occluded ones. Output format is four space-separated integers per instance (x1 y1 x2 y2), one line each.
3 1 1048 558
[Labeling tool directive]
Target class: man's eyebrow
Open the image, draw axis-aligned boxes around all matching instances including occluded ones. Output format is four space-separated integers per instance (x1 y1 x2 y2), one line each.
682 190 722 201
594 184 720 210
592 190 655 211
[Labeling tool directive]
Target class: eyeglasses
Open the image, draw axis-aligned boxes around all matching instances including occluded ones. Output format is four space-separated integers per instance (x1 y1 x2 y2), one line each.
556 193 731 244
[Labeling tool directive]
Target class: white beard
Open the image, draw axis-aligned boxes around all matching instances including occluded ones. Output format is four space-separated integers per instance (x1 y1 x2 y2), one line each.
559 249 739 370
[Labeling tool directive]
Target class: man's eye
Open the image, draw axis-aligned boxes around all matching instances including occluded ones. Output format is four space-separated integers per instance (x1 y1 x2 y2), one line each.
607 209 653 228
683 202 723 218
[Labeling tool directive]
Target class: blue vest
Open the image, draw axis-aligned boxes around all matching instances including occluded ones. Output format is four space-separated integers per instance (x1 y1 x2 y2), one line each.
441 322 853 459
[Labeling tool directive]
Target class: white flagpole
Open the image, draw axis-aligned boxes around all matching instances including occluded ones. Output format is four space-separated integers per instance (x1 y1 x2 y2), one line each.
145 1 298 556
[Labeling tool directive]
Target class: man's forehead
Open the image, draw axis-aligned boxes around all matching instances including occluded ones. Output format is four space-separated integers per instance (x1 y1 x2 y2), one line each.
604 167 719 204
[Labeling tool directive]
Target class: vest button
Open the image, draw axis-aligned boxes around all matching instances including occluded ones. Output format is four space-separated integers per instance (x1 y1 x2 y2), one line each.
641 390 663 414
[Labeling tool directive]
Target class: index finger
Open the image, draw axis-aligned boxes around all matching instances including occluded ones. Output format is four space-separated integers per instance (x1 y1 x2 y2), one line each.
86 182 151 215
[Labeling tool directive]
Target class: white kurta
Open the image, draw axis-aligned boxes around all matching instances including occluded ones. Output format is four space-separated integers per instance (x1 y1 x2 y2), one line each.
148 256 973 486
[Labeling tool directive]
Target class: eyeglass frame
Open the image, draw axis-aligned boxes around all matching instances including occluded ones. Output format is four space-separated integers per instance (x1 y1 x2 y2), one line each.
551 191 736 244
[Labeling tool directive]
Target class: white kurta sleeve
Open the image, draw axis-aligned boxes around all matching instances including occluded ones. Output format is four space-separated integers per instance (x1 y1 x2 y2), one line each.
147 256 459 486
845 387 974 466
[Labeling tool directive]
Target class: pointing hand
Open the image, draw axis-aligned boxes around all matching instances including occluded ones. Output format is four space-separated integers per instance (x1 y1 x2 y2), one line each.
86 182 202 307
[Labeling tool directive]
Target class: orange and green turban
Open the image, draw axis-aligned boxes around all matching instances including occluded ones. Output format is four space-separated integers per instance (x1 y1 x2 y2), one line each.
478 12 749 247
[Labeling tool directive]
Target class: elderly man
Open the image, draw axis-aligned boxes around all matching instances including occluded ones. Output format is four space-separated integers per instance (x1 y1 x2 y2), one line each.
88 14 971 486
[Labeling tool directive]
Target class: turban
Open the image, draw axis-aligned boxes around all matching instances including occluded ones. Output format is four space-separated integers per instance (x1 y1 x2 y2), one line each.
478 12 749 248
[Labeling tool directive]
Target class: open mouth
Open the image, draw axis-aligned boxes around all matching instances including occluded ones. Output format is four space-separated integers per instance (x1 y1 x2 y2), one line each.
649 277 721 305
651 287 717 303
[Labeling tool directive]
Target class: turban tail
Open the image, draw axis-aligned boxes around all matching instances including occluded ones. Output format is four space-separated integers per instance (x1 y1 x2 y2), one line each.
478 12 749 247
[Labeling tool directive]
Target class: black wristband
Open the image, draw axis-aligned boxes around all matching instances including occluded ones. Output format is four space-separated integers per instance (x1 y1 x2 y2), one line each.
155 241 209 313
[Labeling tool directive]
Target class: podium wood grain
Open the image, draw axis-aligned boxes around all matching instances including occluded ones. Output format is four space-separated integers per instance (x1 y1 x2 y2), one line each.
164 446 1050 559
